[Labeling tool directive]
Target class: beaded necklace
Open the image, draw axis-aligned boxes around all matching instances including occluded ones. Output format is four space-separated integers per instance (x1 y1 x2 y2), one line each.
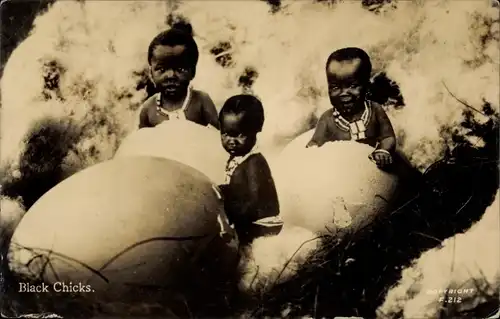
155 86 192 120
332 100 372 140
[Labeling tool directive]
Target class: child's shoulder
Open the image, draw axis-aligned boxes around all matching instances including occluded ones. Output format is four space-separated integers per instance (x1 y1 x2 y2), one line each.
248 152 267 162
141 93 159 110
191 88 209 97
191 89 214 104
242 153 270 170
233 153 272 181
319 108 335 120
368 100 385 113
367 100 394 127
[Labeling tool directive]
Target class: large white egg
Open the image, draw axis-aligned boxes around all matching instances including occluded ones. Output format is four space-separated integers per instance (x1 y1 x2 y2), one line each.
8 156 238 314
273 129 400 236
278 129 315 158
114 121 227 185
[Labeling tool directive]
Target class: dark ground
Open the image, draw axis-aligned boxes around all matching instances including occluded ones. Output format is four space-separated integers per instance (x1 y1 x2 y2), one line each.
1 1 499 318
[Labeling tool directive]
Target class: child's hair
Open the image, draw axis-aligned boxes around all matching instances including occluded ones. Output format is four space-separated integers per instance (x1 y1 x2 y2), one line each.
326 47 372 83
219 94 265 133
147 26 199 68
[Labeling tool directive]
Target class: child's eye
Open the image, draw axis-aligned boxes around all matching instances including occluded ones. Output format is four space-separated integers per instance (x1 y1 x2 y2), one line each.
222 133 245 139
175 67 188 73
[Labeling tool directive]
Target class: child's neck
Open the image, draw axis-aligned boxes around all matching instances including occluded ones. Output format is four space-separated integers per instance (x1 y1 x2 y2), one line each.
230 144 257 158
337 101 366 122
159 89 189 111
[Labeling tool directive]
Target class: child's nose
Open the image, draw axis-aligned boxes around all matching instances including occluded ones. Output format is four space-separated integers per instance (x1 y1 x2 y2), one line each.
339 88 350 96
164 69 176 78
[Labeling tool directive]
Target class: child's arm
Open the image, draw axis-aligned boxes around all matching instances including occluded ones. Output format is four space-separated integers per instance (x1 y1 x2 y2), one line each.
138 103 152 129
306 111 332 148
370 103 396 167
200 92 220 130
374 103 396 152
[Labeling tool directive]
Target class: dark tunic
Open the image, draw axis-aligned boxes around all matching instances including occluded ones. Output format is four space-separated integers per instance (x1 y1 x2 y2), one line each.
139 89 220 129
309 101 394 148
220 153 281 245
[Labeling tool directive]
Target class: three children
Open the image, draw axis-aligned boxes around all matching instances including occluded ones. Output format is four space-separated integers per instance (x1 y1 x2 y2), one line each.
139 27 398 245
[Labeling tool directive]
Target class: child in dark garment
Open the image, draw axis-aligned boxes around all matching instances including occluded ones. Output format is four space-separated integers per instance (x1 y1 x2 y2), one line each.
217 95 283 246
306 47 396 169
138 27 219 129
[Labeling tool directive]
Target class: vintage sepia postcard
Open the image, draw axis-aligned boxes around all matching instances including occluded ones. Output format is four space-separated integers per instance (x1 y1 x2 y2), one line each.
0 0 499 318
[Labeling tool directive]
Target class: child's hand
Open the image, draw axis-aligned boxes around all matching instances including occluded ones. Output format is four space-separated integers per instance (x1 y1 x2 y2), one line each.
369 149 393 167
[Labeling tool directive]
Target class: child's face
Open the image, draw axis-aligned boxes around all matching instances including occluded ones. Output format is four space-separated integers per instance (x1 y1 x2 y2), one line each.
150 44 194 100
326 58 368 115
220 113 256 157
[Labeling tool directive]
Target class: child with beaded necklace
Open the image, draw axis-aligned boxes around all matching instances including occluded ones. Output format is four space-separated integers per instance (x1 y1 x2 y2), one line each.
138 26 219 129
307 47 396 169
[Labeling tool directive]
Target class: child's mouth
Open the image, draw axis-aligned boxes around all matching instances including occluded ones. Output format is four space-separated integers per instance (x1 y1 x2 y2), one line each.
161 83 181 92
340 97 354 104
164 86 179 92
339 98 358 109
226 146 239 154
339 102 354 110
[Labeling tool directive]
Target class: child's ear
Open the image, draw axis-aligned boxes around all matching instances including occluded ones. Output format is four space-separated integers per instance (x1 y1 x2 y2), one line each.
255 131 262 141
253 132 261 148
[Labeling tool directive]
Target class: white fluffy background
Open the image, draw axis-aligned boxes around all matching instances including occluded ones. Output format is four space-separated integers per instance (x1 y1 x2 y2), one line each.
240 225 320 293
0 196 25 247
377 192 500 318
0 0 498 315
1 0 498 172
